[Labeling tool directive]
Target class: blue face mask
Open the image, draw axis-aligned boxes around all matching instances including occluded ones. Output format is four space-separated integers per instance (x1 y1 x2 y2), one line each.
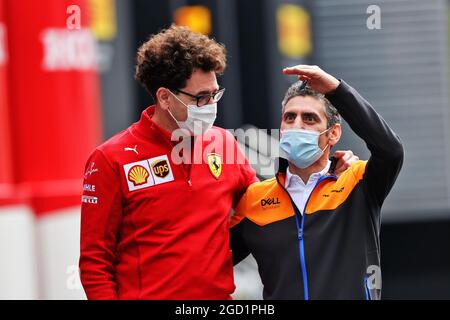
280 128 331 169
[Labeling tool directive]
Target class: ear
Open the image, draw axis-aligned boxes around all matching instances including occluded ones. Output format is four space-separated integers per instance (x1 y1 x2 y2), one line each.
328 123 342 147
156 87 171 111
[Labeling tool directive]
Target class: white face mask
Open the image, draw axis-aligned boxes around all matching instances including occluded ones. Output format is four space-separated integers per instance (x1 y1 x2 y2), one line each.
168 91 217 136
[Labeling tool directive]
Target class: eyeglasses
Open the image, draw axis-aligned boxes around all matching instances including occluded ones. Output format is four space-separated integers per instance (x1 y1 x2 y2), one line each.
174 87 226 107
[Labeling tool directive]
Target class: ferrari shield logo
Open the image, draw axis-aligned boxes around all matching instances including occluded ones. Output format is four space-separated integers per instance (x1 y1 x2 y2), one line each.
207 153 222 179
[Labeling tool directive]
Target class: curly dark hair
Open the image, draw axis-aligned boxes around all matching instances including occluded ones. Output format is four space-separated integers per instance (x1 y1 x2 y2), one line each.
281 81 341 129
135 24 227 100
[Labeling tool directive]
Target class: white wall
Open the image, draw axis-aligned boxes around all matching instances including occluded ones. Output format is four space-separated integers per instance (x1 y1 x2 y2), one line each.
36 206 86 300
0 205 38 299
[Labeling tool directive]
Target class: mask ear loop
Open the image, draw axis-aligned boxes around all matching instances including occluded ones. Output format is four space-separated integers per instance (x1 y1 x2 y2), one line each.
326 126 338 176
167 90 190 127
321 144 330 153
167 105 180 125
320 127 333 135
169 90 188 108
319 127 332 154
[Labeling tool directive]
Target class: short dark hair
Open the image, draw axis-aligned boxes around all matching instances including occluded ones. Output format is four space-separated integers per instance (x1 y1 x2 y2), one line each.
135 24 227 99
281 81 341 128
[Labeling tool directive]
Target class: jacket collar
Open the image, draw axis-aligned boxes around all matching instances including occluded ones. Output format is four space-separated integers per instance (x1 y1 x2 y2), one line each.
275 157 336 179
285 160 331 188
133 105 173 142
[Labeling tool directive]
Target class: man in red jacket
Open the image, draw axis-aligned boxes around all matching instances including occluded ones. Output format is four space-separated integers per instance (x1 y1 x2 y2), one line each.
79 25 258 300
79 25 357 300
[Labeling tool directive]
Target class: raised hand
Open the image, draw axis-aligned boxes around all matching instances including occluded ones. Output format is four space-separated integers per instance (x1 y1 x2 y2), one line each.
283 65 340 94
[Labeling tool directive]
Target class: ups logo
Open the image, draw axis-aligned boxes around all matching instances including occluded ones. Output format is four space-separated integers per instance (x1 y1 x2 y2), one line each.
261 197 281 207
152 160 170 178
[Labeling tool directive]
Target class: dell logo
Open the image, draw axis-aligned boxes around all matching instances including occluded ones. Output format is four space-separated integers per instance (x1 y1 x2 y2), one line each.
261 198 281 207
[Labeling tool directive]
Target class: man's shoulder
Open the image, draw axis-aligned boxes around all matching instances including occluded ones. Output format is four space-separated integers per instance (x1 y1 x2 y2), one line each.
232 177 294 227
87 127 133 162
235 177 279 207
83 128 133 171
247 177 294 207
246 177 279 193
98 128 132 151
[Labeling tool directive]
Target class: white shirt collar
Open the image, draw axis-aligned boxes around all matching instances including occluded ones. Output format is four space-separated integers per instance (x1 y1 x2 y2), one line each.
285 160 331 189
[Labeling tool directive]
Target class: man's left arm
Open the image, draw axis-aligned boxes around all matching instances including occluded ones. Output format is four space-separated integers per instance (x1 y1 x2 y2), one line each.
222 130 258 265
325 80 404 207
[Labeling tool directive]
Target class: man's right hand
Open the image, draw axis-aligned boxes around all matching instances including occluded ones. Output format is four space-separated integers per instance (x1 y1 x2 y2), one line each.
283 65 340 95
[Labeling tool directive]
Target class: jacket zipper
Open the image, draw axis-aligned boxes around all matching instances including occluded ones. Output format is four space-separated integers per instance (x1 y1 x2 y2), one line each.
293 210 308 299
186 164 192 186
164 137 194 187
364 277 370 300
159 130 192 187
277 173 336 300
185 138 194 187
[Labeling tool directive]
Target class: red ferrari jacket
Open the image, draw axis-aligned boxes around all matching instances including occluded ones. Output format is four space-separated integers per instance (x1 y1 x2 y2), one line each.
79 106 257 300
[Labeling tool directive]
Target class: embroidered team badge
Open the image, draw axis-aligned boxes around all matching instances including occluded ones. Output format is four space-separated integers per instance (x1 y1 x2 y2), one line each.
207 153 222 179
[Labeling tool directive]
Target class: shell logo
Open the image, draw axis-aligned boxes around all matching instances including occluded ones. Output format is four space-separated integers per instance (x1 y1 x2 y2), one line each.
128 165 150 186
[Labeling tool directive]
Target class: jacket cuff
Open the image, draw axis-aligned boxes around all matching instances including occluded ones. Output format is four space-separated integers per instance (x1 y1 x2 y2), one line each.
324 79 348 98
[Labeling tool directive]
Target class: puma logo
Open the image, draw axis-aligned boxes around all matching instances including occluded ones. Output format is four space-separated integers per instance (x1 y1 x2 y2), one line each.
125 145 138 155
